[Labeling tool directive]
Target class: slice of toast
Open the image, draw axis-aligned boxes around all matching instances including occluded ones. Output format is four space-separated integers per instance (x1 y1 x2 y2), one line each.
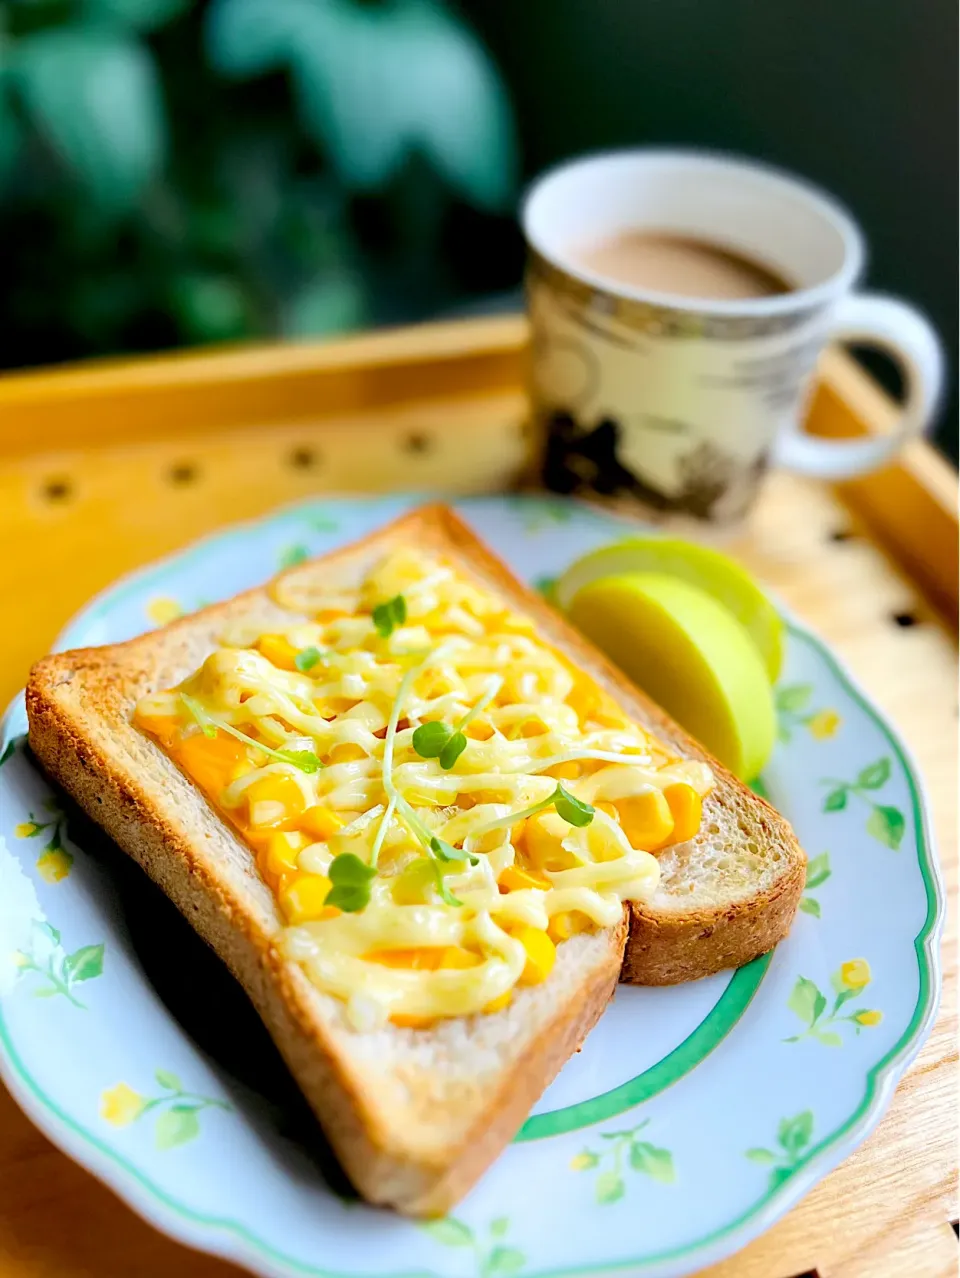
26 502 803 1213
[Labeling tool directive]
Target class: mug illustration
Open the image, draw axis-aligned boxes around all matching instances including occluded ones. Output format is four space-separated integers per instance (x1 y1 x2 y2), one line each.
540 408 768 522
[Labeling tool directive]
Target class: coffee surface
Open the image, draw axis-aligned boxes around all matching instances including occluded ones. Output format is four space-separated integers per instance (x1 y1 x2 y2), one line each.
573 231 793 300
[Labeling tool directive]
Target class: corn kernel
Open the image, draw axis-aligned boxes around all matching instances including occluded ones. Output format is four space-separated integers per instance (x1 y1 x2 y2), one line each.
296 804 345 841
566 680 598 726
524 813 578 873
390 1013 436 1029
260 832 303 888
245 774 306 827
547 910 593 943
439 947 483 969
392 859 436 905
135 712 182 750
278 872 335 923
498 865 550 893
327 743 367 765
661 783 703 846
174 730 248 798
257 634 300 672
512 925 556 985
483 990 512 1014
544 760 581 781
615 789 675 851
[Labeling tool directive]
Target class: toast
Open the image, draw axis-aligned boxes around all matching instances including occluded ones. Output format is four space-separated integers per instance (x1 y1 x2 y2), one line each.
26 503 803 1213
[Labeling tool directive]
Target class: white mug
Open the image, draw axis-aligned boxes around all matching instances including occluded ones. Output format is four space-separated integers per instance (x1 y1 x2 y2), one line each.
522 149 943 524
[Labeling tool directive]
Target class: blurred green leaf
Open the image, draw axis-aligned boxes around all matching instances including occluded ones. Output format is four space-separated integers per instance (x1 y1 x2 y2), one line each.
169 272 256 342
10 28 167 213
206 0 312 78
83 0 192 33
283 271 365 337
387 1 515 210
208 0 516 208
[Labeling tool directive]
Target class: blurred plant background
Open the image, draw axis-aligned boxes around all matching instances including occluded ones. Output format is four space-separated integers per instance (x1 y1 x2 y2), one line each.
0 0 954 455
0 0 520 364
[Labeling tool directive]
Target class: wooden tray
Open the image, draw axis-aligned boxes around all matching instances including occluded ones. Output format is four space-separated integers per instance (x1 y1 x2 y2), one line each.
0 317 955 1278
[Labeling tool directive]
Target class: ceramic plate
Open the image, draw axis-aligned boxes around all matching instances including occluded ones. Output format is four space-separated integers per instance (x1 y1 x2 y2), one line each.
0 496 943 1278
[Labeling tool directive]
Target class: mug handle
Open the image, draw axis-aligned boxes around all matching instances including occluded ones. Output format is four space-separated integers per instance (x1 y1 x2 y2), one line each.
775 293 944 480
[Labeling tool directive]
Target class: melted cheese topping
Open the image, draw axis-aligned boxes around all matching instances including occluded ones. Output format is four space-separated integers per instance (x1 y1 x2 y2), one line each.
135 548 714 1030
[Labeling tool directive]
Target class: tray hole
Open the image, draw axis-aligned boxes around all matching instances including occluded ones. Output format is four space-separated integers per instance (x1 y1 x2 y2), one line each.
951 1220 958 1237
403 432 432 455
168 463 198 486
828 527 855 543
289 447 319 470
42 478 72 502
891 610 920 629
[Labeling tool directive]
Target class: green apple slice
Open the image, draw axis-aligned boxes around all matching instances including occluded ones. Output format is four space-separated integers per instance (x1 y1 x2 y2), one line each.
568 572 776 780
556 537 784 682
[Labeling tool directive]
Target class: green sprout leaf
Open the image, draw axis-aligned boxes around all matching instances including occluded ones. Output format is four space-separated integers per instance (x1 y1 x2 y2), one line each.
823 787 848 812
553 784 594 828
276 749 324 774
489 1217 510 1238
0 740 17 767
866 804 905 850
438 733 467 770
412 712 471 771
295 646 323 673
412 721 453 758
154 1068 182 1091
798 897 821 917
857 758 891 790
372 595 407 638
324 852 377 913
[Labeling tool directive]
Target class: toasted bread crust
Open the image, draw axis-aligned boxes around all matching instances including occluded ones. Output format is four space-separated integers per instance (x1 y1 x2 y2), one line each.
25 501 803 1211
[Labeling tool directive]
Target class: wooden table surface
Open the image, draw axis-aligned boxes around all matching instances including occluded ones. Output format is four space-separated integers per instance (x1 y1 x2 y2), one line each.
0 320 955 1278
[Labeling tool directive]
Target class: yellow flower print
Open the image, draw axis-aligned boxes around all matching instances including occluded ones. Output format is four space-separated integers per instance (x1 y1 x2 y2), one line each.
37 849 73 883
15 822 40 838
854 1009 883 1027
146 597 184 626
807 709 841 740
569 1152 599 1171
100 1083 147 1126
839 959 871 991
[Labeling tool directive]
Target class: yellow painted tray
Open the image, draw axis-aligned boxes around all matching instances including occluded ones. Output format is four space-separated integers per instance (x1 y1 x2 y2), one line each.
0 317 955 1278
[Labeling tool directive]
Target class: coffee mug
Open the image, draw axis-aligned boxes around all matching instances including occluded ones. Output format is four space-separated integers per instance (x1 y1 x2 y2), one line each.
522 150 944 524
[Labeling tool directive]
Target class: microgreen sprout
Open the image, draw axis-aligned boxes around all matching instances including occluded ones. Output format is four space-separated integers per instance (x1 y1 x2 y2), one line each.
411 676 503 771
180 693 323 774
370 646 478 889
294 646 323 672
466 783 595 847
324 852 377 913
372 595 407 638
